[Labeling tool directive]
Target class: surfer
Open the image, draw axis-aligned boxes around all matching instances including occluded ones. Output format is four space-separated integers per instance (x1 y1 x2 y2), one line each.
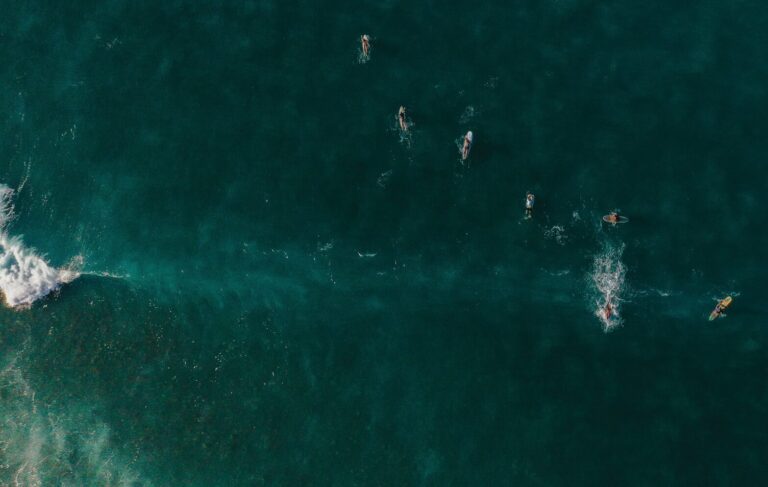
604 211 621 224
461 131 473 160
525 193 535 217
603 301 613 320
398 106 408 132
361 34 370 57
710 297 732 320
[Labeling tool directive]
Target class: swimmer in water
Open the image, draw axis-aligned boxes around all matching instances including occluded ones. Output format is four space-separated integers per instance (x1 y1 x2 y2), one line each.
525 192 535 217
398 106 408 132
361 35 370 57
461 131 473 161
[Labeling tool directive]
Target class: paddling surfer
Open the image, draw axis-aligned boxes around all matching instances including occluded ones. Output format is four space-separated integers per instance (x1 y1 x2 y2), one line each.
461 131 473 160
398 106 408 132
605 211 621 224
710 297 732 320
525 192 535 217
361 34 370 57
603 300 613 320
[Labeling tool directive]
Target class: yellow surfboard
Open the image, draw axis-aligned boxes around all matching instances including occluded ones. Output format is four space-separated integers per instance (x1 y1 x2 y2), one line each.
709 296 732 321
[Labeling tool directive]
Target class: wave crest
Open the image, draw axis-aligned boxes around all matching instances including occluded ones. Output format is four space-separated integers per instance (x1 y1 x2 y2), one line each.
0 185 78 308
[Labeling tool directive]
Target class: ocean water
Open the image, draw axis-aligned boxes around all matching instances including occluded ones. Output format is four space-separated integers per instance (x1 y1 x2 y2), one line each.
0 1 767 485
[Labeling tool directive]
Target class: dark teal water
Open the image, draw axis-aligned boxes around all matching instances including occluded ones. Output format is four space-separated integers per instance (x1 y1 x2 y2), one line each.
0 1 767 485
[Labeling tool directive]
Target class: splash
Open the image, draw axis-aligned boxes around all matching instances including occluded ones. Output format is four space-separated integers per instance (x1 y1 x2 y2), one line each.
395 112 414 145
459 105 476 124
357 36 371 64
0 185 78 308
544 225 568 245
589 243 626 331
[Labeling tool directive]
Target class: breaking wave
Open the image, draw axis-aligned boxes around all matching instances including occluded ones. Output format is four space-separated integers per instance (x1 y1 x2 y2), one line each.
0 185 78 308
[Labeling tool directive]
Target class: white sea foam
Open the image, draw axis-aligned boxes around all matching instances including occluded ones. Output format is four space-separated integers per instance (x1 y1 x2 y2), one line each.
0 185 78 308
544 225 568 245
459 105 476 123
0 354 149 486
395 113 414 146
589 243 626 331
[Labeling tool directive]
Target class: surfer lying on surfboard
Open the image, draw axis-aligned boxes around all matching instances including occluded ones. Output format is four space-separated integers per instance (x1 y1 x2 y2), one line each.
603 300 613 320
525 193 535 217
709 296 732 321
461 131 473 160
603 211 628 225
398 106 408 132
361 34 370 57
604 211 621 224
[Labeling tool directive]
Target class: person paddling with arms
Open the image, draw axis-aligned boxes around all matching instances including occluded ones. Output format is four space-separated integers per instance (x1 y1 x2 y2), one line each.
461 131 473 161
603 300 613 320
709 296 733 321
398 106 409 133
605 211 621 224
603 211 628 225
361 34 370 58
525 192 535 218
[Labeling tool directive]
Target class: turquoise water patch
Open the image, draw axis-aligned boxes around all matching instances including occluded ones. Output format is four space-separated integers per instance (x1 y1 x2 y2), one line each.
0 0 767 485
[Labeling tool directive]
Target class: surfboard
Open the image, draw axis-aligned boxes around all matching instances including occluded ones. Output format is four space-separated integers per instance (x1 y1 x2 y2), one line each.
461 131 473 160
602 215 629 224
709 296 732 321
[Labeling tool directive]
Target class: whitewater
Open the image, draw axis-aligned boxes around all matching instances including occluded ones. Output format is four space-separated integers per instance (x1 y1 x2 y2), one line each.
0 185 77 308
589 242 626 331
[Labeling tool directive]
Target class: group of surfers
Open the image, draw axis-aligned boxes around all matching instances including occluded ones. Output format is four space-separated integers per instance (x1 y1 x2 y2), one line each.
366 35 733 323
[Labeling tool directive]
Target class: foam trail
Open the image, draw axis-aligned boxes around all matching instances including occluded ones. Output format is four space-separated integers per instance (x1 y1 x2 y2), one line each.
0 185 78 308
0 354 150 486
589 243 626 331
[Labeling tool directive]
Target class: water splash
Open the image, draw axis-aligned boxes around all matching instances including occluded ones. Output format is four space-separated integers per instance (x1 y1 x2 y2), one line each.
0 185 78 308
544 225 568 245
589 243 626 331
459 105 476 124
395 113 414 146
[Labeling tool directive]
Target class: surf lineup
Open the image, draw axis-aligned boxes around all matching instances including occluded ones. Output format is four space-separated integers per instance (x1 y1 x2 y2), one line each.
358 34 735 325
